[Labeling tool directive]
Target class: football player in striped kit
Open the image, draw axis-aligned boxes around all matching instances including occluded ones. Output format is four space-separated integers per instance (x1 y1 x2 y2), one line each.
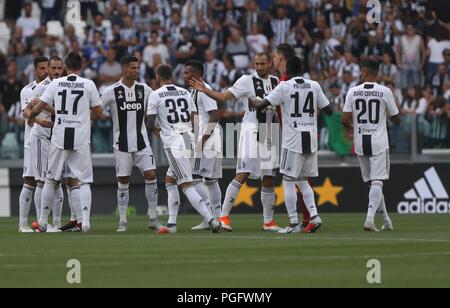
18 56 48 233
29 52 104 233
102 56 163 233
342 59 400 232
250 57 333 233
147 64 221 234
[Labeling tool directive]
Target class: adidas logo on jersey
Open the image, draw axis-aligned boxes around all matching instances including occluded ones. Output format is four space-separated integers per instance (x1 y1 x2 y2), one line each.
120 102 143 111
397 167 450 214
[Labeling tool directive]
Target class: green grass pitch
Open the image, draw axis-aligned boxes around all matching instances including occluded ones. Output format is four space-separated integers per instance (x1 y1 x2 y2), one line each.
1 214 449 288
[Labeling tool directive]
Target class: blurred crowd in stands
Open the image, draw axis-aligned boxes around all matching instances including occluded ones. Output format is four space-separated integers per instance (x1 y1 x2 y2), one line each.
0 0 449 159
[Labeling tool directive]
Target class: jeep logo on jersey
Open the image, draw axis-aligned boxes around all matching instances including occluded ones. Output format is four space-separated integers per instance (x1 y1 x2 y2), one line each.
397 167 450 214
120 102 143 111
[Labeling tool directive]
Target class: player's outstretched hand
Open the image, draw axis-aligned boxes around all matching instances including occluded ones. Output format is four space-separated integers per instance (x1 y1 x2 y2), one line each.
189 78 206 92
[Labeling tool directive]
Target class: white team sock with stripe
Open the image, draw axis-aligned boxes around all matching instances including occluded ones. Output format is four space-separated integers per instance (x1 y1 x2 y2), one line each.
206 179 222 218
145 180 158 220
118 183 130 223
193 179 212 215
80 184 92 227
221 180 242 217
297 181 318 218
261 187 276 224
34 183 43 221
52 185 64 227
19 184 35 226
167 183 180 225
69 186 82 224
67 187 76 222
183 187 214 222
367 182 384 224
39 181 56 227
283 180 299 225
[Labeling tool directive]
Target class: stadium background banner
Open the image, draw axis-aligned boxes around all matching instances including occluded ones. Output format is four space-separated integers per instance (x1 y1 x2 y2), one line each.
4 163 450 217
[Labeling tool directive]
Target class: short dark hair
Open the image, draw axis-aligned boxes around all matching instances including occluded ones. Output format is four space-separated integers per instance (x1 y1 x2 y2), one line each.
275 43 296 61
48 56 63 65
64 52 82 71
34 56 48 67
286 56 303 78
121 55 139 66
184 60 204 76
361 59 380 76
156 64 173 81
255 52 271 61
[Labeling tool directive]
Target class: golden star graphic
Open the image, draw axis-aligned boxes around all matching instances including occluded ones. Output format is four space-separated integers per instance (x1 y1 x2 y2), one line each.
234 183 259 207
274 185 285 207
313 178 344 207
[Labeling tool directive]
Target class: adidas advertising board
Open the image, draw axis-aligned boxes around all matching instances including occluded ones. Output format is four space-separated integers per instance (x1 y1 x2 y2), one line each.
4 164 450 216
397 167 450 214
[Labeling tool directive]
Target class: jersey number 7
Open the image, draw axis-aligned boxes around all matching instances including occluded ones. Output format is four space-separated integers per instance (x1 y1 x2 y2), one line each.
57 90 84 115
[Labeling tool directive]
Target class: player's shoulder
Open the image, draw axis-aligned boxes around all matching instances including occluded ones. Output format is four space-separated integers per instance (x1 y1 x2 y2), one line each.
136 81 153 93
21 81 36 94
103 81 121 94
268 74 280 83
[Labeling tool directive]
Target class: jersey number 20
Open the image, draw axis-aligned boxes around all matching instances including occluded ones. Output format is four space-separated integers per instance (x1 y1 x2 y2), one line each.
166 98 191 124
355 99 380 125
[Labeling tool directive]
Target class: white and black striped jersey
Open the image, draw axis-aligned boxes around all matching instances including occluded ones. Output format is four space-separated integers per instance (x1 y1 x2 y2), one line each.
205 59 226 91
31 77 53 140
266 77 330 154
20 81 37 150
191 83 220 142
147 84 196 148
40 74 102 150
102 80 152 153
344 83 399 157
228 73 279 128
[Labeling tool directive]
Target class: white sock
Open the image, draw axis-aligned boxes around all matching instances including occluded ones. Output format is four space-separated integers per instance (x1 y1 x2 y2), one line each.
67 187 76 222
34 183 43 221
261 187 276 224
378 196 391 222
69 186 82 224
206 179 222 218
183 186 213 222
80 184 92 226
39 181 56 226
297 181 318 218
194 179 212 214
283 179 299 225
367 182 383 224
52 185 64 226
221 180 242 217
145 180 158 220
19 184 35 226
117 183 130 223
167 183 180 225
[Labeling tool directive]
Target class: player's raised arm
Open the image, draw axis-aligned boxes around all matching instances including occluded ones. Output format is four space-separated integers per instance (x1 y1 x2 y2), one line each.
189 77 236 103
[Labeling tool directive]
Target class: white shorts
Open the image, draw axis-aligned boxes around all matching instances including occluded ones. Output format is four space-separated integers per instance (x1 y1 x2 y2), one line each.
280 149 318 179
30 136 50 182
236 129 278 179
46 143 93 183
114 147 157 177
62 164 77 180
193 155 223 179
358 150 390 183
22 147 35 178
165 147 193 185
